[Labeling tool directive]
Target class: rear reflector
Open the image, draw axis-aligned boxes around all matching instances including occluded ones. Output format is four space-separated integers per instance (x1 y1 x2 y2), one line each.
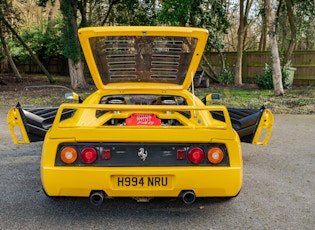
102 148 111 160
176 149 186 160
60 146 78 164
188 147 204 164
81 147 98 164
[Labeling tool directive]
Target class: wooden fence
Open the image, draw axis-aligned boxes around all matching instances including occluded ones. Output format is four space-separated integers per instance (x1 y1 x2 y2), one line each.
1 50 315 85
0 58 69 76
205 50 315 85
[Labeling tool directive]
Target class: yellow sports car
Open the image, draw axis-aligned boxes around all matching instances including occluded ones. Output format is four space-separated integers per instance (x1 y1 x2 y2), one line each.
7 27 273 205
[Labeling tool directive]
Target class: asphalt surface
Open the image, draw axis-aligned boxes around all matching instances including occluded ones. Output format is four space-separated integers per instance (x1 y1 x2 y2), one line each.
0 105 314 230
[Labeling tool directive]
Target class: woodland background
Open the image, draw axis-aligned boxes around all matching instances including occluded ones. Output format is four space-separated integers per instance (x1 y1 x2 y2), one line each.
0 0 314 93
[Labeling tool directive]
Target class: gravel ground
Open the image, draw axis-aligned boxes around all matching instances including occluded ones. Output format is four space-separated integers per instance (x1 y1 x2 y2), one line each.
0 106 314 230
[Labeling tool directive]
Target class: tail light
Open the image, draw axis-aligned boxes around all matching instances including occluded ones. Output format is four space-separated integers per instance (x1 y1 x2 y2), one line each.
60 146 78 164
57 143 228 166
81 147 98 164
207 147 224 164
188 147 204 164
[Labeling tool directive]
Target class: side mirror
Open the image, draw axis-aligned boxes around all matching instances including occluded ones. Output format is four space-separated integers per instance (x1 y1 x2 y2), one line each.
65 92 82 103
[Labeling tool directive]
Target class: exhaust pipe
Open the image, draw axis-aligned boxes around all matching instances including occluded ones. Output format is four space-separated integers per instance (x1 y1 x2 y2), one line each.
90 191 105 206
182 191 196 204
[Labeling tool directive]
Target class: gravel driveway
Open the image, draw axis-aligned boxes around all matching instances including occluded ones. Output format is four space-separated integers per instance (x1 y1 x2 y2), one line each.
0 105 314 229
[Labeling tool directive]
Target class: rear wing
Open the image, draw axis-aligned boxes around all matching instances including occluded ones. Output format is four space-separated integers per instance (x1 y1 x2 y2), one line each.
7 103 273 145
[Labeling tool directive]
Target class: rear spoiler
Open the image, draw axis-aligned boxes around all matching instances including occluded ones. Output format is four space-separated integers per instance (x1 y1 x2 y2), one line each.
8 103 273 145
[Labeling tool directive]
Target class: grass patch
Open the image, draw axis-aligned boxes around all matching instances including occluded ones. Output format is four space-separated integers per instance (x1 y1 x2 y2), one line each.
196 86 315 114
0 74 314 114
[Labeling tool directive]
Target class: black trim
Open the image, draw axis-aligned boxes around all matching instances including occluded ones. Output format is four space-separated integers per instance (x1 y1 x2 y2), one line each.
55 142 229 167
16 104 74 142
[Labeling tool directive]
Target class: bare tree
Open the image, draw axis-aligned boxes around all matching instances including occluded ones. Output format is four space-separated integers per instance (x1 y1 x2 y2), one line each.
0 24 22 81
0 1 54 83
283 0 297 64
100 0 120 26
234 0 254 85
1 17 54 83
259 0 271 51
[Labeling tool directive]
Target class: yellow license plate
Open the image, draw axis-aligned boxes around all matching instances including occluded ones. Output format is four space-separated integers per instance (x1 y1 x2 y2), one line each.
111 176 172 189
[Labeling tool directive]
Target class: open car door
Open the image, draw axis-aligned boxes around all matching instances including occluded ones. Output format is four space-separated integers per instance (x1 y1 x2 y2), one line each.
211 106 273 145
7 103 74 144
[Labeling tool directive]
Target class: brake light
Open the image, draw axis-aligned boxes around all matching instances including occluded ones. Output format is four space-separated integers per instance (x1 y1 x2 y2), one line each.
60 146 78 164
81 147 98 164
207 147 224 164
188 147 204 164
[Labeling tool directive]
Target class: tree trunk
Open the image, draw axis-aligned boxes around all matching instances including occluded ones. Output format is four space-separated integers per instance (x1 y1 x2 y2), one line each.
284 0 297 64
259 0 270 51
68 59 86 89
234 0 246 85
200 55 220 83
259 17 267 50
271 35 284 96
1 17 54 83
269 0 284 96
235 0 255 85
218 50 226 70
60 0 87 90
0 25 22 81
234 40 243 85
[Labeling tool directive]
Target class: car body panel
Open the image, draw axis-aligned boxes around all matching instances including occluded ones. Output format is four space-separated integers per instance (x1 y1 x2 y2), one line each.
41 138 242 197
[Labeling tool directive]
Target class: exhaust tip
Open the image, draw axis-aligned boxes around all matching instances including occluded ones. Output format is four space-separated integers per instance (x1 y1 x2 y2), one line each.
90 191 105 206
182 191 196 204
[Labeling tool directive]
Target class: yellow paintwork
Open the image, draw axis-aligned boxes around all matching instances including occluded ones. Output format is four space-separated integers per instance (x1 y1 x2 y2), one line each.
42 166 242 197
78 26 208 91
252 109 274 145
41 126 242 197
7 107 30 144
7 27 274 200
40 88 243 197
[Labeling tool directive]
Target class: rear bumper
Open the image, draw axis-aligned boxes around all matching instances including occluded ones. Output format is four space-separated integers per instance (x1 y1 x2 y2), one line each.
41 166 242 198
